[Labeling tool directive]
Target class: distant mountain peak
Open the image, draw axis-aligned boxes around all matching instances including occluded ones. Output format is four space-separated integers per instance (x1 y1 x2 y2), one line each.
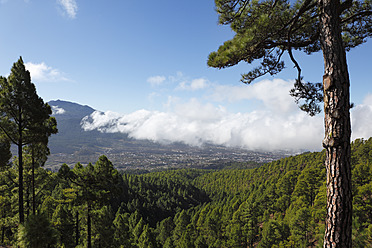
48 100 95 119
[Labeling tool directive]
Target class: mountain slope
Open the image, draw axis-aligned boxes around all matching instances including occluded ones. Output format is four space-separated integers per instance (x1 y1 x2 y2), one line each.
48 100 130 155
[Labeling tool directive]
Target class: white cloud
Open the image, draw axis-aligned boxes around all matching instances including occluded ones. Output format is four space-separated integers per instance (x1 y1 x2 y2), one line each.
51 106 66 115
57 0 78 19
178 78 209 91
147 73 209 91
168 71 184 83
81 102 324 151
25 62 69 82
210 79 296 113
351 94 372 140
82 111 123 132
147 76 166 86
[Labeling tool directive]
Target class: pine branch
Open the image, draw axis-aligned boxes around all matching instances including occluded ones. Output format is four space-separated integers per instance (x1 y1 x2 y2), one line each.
0 124 18 145
341 10 372 24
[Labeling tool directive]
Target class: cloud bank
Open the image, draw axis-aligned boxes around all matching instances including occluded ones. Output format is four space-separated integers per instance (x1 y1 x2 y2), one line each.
57 0 78 19
25 62 69 82
82 79 327 151
82 107 323 151
81 79 372 152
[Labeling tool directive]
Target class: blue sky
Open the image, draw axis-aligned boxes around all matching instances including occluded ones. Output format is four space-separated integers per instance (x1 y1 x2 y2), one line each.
1 0 372 151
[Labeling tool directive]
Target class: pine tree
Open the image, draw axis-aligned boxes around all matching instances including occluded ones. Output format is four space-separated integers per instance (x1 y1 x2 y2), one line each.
17 213 57 248
52 204 75 248
156 217 175 245
0 57 57 224
113 208 131 247
62 156 121 248
138 224 155 248
208 1 372 246
24 143 54 215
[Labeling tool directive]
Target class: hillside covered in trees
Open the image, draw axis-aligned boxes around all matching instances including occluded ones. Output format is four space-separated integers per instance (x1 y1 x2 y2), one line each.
1 138 371 247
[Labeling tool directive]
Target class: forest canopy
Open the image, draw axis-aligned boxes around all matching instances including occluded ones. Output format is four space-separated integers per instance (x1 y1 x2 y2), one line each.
1 138 371 247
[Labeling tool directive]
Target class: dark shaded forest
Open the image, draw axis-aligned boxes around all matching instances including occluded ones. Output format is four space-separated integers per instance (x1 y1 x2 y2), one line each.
0 138 371 247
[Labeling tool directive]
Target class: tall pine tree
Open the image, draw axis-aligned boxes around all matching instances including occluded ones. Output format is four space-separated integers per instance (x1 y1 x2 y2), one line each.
0 57 57 224
208 1 371 246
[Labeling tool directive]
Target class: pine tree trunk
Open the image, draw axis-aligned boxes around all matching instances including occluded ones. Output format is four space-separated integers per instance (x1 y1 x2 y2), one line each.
18 108 25 224
26 181 30 218
318 0 352 247
76 211 79 246
18 142 24 224
87 204 92 248
32 147 36 215
1 225 4 244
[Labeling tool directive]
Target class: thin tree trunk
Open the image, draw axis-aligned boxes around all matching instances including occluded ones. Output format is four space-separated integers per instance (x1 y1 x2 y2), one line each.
32 147 36 215
18 108 24 224
76 211 79 247
1 226 4 244
26 180 29 218
319 0 352 247
87 204 92 248
18 142 24 224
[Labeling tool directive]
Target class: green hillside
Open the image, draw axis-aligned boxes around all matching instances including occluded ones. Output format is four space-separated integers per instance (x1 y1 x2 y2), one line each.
1 138 371 247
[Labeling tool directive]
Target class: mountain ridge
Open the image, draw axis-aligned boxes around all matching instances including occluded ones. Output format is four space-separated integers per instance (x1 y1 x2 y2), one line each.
49 99 95 120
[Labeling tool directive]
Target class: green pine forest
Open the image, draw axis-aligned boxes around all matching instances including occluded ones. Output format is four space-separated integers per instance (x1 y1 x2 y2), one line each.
0 59 371 247
1 138 372 247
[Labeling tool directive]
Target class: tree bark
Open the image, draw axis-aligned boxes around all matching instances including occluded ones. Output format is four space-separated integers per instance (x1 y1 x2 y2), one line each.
87 204 92 248
18 123 24 224
26 180 29 218
318 0 352 247
75 211 79 247
32 147 36 215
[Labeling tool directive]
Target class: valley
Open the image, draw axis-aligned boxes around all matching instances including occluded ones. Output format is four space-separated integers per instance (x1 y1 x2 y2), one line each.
46 100 289 170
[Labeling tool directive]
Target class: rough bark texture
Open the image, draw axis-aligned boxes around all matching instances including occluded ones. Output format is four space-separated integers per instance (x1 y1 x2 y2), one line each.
319 0 353 247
